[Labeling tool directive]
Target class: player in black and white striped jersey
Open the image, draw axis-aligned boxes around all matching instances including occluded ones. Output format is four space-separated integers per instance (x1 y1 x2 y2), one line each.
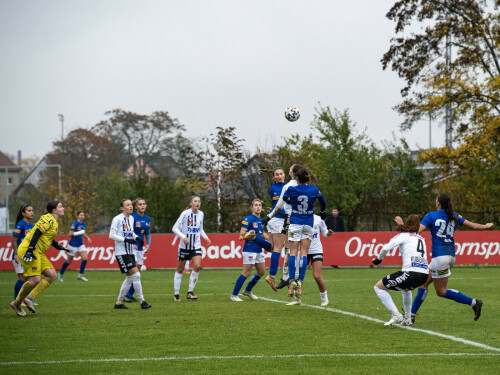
109 199 151 310
172 196 211 302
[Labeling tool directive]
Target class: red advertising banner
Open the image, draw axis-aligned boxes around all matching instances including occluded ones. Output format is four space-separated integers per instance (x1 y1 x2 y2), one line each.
0 231 499 271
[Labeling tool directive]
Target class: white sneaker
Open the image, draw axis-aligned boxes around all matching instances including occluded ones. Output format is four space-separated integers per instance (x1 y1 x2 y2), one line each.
242 290 258 300
321 299 329 307
401 317 413 326
77 275 88 282
230 295 243 302
384 314 404 326
287 297 302 306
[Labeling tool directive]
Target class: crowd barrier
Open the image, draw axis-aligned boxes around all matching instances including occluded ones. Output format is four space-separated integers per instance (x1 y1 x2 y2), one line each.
0 231 498 271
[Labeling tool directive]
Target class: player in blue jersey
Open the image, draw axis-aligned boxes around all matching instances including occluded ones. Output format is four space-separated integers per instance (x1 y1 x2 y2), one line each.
230 199 272 301
123 198 152 303
264 166 326 298
12 204 34 299
58 211 92 282
409 194 494 322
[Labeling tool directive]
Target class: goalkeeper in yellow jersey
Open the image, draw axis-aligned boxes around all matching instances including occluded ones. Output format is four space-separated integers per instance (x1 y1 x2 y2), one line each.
10 201 69 317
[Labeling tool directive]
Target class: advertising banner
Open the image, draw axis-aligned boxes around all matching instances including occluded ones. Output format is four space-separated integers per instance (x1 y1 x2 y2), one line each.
0 231 498 271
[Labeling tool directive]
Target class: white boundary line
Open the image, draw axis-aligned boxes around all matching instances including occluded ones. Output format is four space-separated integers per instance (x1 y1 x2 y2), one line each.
1 352 499 365
260 297 500 353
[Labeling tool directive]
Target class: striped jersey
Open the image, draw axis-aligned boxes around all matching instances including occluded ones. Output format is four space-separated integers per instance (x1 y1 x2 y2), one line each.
378 232 429 274
172 209 208 250
109 213 137 256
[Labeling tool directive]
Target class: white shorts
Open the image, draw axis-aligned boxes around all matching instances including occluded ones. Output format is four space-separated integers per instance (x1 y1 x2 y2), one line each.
430 255 455 279
267 217 284 234
288 224 314 242
243 252 265 265
12 259 24 274
67 244 87 257
134 250 145 265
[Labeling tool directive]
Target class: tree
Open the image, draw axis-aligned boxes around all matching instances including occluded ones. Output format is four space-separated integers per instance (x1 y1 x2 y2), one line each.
93 109 187 176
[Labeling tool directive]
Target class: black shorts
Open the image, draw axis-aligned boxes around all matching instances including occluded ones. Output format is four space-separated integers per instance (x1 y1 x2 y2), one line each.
178 248 202 261
307 253 324 265
281 214 290 234
115 254 136 274
382 271 428 291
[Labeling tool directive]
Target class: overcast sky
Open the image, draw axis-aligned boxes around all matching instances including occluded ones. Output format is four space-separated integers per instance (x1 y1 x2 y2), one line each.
0 0 445 163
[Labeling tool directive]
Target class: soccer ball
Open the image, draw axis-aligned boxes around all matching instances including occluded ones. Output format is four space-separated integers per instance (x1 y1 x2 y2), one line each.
284 106 300 122
140 265 147 272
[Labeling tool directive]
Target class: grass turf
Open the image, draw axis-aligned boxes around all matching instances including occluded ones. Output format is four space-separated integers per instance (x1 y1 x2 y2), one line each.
0 267 499 374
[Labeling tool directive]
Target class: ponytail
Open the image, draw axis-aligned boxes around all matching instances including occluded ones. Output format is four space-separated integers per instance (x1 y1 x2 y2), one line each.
437 193 457 222
16 204 32 224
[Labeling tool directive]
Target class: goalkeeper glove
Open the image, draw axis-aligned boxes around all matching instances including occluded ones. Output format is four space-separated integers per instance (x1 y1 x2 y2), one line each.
320 211 327 220
261 216 271 226
372 258 382 265
22 246 37 262
124 238 136 244
136 237 144 246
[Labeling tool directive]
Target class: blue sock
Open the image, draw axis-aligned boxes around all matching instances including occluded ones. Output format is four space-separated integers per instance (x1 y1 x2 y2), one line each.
245 273 261 292
298 256 308 281
445 289 473 305
270 252 281 276
79 260 87 274
288 256 296 281
15 279 24 299
411 288 428 314
252 236 272 251
232 274 247 296
126 284 135 298
60 261 69 275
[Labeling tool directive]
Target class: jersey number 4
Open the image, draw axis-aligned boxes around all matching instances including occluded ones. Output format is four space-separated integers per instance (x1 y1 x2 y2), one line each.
417 239 425 257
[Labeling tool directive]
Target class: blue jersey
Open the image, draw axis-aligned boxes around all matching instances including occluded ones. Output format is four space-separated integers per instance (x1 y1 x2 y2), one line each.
270 182 286 219
283 185 326 227
132 212 151 251
69 220 86 247
12 219 33 259
241 214 264 253
421 209 466 258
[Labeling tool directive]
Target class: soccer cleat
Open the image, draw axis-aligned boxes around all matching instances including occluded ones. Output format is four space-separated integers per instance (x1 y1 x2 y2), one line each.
384 314 404 326
287 297 302 306
473 299 483 321
265 275 278 292
182 269 191 274
140 301 152 309
239 230 256 241
123 296 139 303
114 303 129 309
321 299 329 307
401 318 413 326
242 290 258 300
173 295 181 302
23 298 36 313
295 280 303 297
411 313 416 324
57 272 63 282
187 291 198 300
10 301 27 317
77 275 88 282
288 279 298 297
276 278 289 290
230 295 243 302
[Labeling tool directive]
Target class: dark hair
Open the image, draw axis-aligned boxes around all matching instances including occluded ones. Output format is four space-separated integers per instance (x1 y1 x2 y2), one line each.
120 199 131 207
133 197 146 209
77 211 85 216
437 193 457 222
292 164 317 184
397 214 420 233
273 167 284 175
16 204 32 224
46 201 60 214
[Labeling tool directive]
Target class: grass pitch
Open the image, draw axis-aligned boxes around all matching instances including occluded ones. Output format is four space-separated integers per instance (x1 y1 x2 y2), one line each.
1 267 499 374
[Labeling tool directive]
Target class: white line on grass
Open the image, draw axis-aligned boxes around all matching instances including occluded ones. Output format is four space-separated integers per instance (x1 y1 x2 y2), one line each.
1 352 499 365
259 297 500 353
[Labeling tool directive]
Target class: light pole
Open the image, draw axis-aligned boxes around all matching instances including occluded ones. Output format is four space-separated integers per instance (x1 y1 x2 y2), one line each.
58 114 64 141
214 144 222 232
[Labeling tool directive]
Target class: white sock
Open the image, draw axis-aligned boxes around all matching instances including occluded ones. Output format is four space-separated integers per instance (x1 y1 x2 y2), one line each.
131 272 144 302
282 250 290 281
188 271 199 293
174 272 182 295
118 276 133 302
401 290 412 317
374 286 399 315
185 260 190 271
320 291 328 300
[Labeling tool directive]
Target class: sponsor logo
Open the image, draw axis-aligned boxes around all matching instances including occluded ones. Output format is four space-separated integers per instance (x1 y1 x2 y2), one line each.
188 217 193 226
253 222 258 228
437 268 449 276
136 222 141 227
411 262 428 269
188 227 200 233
